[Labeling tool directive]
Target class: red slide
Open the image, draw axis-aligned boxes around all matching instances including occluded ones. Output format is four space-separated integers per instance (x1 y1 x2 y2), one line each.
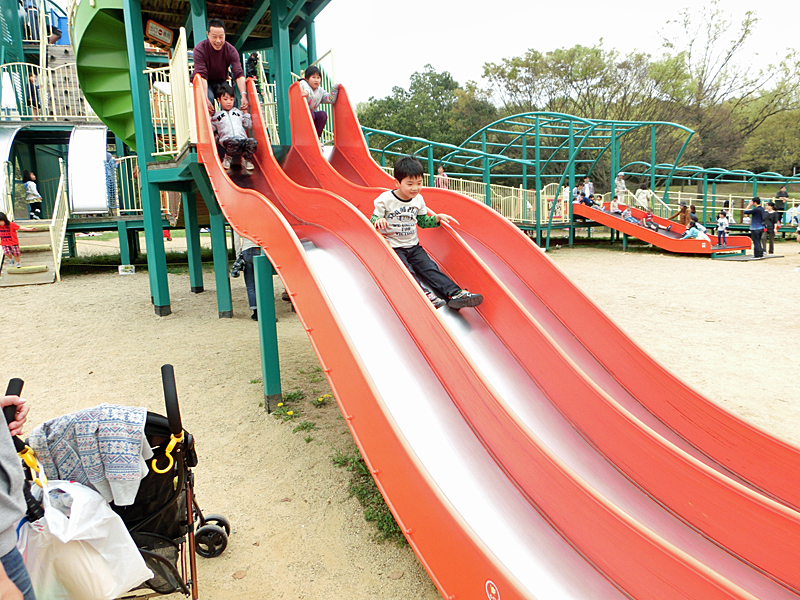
195 77 800 600
321 84 800 514
571 202 751 253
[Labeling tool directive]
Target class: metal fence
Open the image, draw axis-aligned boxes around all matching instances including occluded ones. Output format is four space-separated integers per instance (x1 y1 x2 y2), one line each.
0 62 98 121
381 167 571 225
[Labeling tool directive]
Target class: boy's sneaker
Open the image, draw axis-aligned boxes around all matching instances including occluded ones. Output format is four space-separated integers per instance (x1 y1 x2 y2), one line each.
447 290 483 310
281 291 291 301
222 155 232 170
242 158 254 170
426 292 446 309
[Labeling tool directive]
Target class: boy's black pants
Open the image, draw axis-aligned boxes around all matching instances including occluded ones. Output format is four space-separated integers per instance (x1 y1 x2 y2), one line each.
394 244 461 299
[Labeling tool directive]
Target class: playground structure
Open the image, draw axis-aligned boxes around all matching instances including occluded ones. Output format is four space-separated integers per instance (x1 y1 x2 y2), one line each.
363 115 800 250
2 0 800 597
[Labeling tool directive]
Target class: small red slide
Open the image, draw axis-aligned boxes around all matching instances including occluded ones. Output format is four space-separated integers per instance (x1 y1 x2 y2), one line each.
571 202 751 253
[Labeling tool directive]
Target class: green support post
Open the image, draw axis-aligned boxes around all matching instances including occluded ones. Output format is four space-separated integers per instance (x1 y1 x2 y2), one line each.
271 0 293 145
752 177 758 198
182 190 204 293
187 0 207 45
482 132 490 206
306 20 317 64
191 163 232 317
291 42 302 75
427 146 435 184
650 125 657 195
123 0 171 316
622 233 628 252
118 220 130 264
568 122 575 248
254 254 282 412
534 119 541 245
208 211 232 318
702 174 708 224
610 123 617 192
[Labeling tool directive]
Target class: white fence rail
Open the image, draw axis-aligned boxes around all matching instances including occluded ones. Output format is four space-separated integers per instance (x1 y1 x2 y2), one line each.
50 158 69 281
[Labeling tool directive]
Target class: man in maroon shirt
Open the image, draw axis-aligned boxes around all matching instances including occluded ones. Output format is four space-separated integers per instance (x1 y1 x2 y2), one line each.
193 19 249 114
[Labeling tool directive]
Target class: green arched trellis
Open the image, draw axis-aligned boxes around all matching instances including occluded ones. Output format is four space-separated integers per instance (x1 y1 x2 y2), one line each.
364 112 696 250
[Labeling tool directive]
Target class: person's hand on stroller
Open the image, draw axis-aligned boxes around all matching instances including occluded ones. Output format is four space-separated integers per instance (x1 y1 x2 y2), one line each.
1 395 29 437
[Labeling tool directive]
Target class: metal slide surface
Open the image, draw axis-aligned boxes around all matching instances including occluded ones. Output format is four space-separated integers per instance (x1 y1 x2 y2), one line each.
321 84 800 515
571 202 751 253
68 125 109 214
199 79 800 599
275 82 800 599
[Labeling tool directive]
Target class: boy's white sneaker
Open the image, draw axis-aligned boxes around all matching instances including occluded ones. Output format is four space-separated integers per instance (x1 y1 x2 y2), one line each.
242 158 254 171
222 155 232 170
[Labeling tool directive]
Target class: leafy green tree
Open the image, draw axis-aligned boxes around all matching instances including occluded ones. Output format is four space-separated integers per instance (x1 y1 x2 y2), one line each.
740 109 800 174
357 65 497 151
656 1 800 168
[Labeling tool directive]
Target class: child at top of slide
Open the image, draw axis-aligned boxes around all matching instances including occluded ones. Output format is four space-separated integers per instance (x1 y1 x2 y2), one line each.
212 83 257 172
298 66 339 139
371 156 483 310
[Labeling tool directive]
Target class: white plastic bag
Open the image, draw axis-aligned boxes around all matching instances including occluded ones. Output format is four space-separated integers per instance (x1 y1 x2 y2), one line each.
17 481 152 600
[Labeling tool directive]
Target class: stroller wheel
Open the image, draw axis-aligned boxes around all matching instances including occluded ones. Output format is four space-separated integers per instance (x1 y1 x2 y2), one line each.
203 513 231 536
195 524 228 558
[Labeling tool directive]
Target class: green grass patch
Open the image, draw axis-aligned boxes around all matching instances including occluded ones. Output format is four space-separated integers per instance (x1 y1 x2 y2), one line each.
59 247 222 276
332 447 405 544
282 390 306 403
292 421 318 433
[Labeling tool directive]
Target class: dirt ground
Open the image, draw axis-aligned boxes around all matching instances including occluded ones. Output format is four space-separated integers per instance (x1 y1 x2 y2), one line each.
6 234 800 599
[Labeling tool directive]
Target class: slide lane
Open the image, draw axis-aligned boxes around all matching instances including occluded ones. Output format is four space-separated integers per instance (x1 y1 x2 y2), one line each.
194 77 770 600
324 84 800 514
571 202 751 253
283 82 800 595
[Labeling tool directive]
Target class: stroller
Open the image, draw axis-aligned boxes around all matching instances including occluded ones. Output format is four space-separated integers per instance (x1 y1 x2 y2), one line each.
7 365 229 600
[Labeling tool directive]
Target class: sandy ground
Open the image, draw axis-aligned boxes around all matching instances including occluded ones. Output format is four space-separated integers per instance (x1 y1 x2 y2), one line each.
6 235 800 599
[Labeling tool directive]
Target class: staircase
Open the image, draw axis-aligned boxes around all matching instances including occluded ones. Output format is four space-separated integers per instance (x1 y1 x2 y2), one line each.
71 0 137 150
0 221 56 286
46 45 93 118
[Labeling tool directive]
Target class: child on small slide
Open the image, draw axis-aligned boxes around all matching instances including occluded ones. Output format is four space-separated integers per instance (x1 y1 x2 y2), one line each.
0 212 35 269
298 66 339 139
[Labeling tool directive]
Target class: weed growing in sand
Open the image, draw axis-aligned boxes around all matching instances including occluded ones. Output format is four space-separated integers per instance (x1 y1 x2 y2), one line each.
312 394 332 408
282 390 306 403
272 402 297 422
331 447 405 544
249 378 262 384
292 421 318 434
304 435 314 444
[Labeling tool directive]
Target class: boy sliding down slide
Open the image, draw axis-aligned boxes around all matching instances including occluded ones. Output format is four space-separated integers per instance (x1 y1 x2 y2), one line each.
372 156 483 310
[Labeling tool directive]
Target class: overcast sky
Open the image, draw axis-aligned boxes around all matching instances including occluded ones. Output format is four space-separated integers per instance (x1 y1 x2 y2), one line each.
315 0 797 105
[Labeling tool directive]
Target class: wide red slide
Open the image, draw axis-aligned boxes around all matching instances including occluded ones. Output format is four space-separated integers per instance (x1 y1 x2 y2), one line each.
195 76 800 600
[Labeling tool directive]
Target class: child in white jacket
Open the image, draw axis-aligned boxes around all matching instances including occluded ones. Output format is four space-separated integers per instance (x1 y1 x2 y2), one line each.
212 83 257 171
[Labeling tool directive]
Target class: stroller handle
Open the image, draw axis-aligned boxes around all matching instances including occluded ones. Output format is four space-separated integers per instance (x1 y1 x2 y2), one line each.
3 379 24 425
160 365 183 435
4 379 28 454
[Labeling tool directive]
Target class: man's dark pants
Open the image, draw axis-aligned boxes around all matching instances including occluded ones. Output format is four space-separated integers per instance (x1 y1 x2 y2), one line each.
751 230 764 258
